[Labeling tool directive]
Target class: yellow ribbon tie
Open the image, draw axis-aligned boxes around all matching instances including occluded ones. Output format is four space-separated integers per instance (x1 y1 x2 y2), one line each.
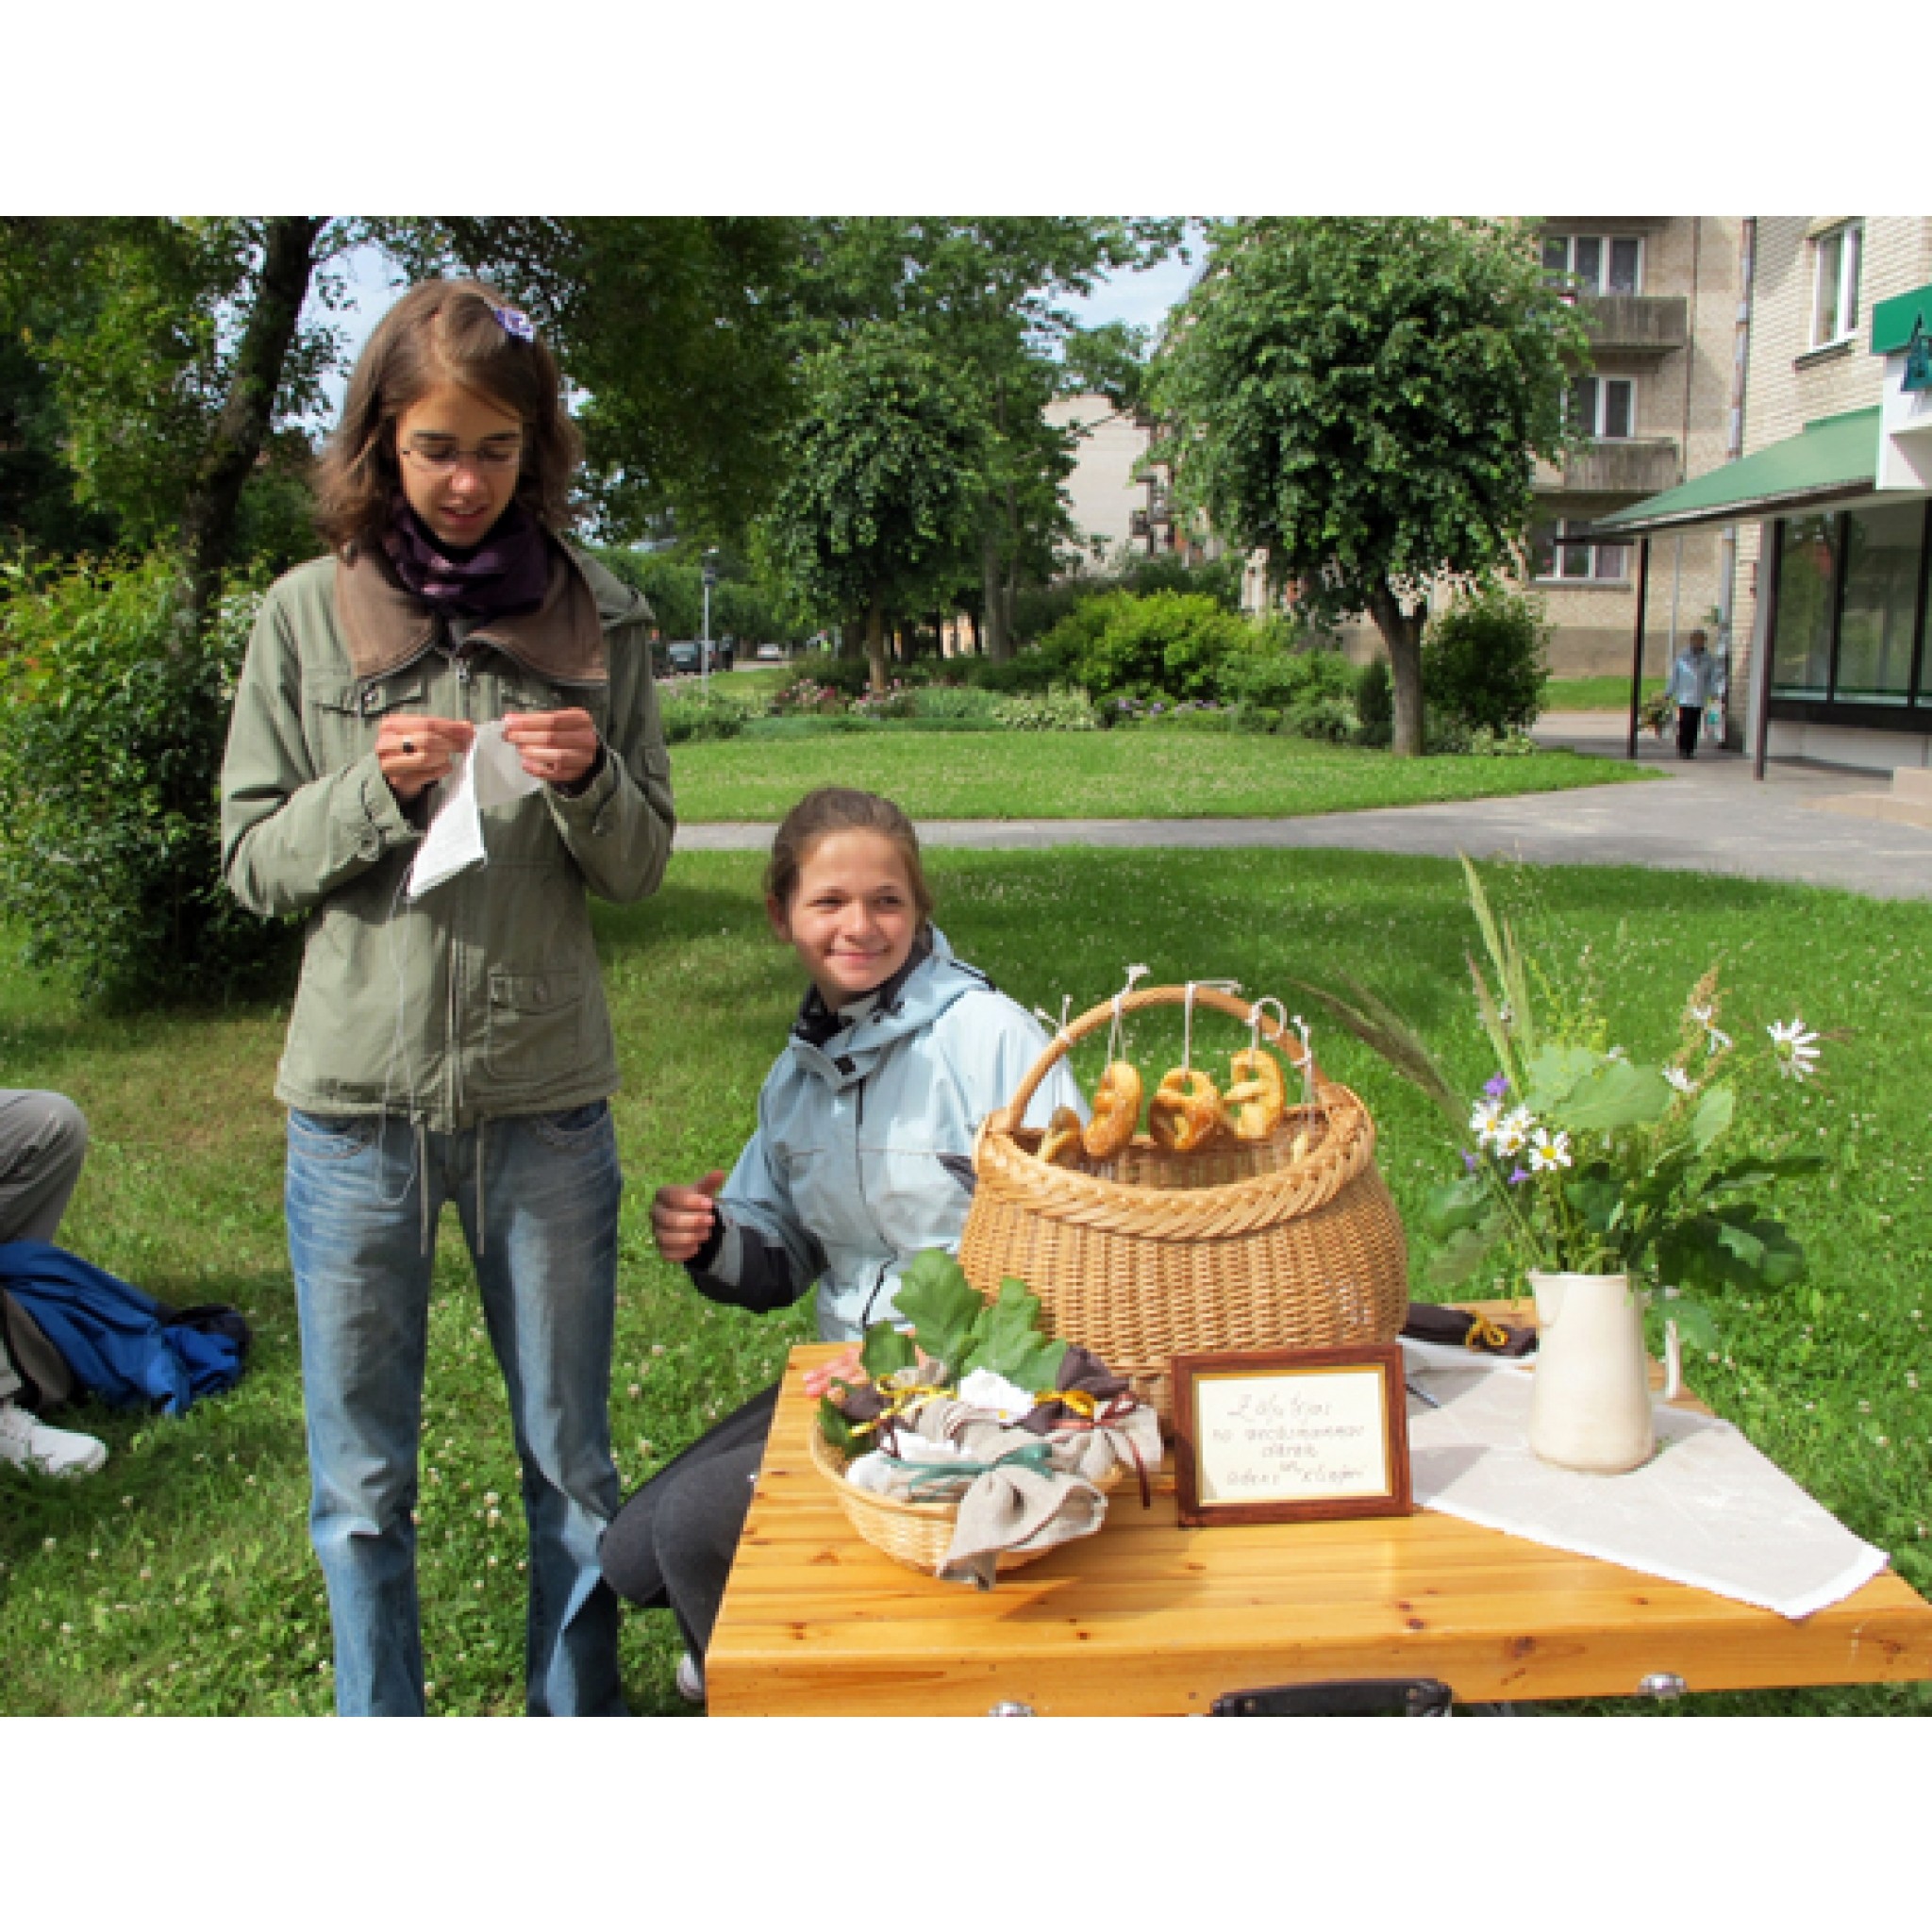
1040 1387 1098 1419
1466 1313 1511 1352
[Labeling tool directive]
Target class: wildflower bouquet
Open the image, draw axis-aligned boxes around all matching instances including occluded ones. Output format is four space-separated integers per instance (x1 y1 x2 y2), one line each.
1304 860 1832 1347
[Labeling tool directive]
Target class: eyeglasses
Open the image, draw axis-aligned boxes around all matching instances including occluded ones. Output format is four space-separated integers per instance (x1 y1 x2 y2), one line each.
400 435 524 475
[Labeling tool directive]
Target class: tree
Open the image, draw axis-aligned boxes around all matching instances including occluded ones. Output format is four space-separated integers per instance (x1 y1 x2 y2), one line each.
764 324 988 692
1151 218 1584 756
789 219 1184 658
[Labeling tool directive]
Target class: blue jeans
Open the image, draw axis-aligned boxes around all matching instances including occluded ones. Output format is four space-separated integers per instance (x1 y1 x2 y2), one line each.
286 1104 626 1717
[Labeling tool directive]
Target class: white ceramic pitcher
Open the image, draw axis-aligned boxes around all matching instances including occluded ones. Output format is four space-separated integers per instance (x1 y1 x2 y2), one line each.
1527 1271 1656 1474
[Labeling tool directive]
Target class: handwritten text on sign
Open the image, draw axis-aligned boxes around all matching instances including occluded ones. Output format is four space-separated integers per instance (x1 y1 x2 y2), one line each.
1194 1366 1391 1504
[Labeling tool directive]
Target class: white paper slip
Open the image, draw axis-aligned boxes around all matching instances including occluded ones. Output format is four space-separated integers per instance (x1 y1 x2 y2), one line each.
1406 1364 1889 1621
407 720 544 898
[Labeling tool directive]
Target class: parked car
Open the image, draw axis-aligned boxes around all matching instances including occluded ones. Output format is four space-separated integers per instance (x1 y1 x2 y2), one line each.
665 639 734 674
755 641 787 662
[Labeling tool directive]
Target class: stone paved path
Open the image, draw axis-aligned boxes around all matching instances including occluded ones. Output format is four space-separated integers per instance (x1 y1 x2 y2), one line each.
673 712 1932 902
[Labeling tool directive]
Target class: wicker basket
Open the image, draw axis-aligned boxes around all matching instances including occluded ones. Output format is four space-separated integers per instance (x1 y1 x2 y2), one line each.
958 984 1409 1424
808 1420 1124 1577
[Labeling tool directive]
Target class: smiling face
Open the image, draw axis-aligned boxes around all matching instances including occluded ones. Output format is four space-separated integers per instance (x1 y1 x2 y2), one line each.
392 379 525 549
769 828 921 1009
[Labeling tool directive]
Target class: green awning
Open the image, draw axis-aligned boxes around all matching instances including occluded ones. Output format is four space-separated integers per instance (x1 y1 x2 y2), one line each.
1872 280 1932 358
1592 408 1879 537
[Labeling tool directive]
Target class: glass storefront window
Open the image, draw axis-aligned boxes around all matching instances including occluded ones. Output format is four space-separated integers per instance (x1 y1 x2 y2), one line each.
1771 515 1838 698
1836 504 1926 705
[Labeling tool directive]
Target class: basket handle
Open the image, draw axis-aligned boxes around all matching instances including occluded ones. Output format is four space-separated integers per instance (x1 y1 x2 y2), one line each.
997 984 1318 1130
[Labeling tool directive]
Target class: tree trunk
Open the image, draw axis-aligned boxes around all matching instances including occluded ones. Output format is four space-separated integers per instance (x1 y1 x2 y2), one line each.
980 530 1011 661
865 591 888 695
837 616 862 659
178 216 326 635
1368 583 1426 758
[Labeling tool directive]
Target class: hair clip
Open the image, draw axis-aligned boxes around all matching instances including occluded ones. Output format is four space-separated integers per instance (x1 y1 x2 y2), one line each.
492 305 536 342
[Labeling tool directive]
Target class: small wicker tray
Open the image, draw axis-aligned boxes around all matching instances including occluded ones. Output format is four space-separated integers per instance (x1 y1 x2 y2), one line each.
809 1421 1124 1577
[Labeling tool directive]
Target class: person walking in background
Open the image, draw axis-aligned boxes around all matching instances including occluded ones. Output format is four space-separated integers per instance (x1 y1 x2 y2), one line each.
1667 627 1724 760
220 279 675 1716
0 1090 107 1476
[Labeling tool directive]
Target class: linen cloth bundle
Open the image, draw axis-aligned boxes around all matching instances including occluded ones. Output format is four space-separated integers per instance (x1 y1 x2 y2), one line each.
845 1392 1163 1590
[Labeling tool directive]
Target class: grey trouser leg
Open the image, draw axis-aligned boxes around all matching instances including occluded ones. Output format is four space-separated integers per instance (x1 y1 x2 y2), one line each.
599 1382 778 1660
0 1091 90 1403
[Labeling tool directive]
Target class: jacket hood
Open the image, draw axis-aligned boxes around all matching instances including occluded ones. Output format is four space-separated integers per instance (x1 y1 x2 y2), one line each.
784 927 993 1088
334 538 649 687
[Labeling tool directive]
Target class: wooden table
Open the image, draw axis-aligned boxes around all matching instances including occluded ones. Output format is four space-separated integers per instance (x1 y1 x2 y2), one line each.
706 1330 1932 1717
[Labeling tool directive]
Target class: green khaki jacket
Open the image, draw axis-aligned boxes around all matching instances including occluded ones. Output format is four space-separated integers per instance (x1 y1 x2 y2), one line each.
221 543 675 1131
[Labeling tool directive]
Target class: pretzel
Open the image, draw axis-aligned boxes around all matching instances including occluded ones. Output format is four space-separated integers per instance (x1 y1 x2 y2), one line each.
1149 1068 1224 1153
1224 1046 1287 1141
1037 1105 1087 1166
1082 1060 1143 1160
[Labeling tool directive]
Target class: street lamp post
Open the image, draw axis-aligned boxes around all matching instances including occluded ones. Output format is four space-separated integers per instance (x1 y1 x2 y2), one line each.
701 550 719 693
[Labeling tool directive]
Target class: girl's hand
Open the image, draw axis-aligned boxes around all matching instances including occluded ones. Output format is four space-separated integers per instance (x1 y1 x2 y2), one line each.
503 708 601 789
377 714 475 803
651 1170 725 1263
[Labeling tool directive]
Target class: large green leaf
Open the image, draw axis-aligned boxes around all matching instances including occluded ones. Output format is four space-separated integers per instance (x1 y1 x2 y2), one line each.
1685 1082 1735 1153
1522 1042 1599 1115
1427 1223 1501 1286
891 1248 984 1376
859 1321 916 1379
1557 1058 1674 1133
968 1277 1068 1390
1423 1174 1495 1238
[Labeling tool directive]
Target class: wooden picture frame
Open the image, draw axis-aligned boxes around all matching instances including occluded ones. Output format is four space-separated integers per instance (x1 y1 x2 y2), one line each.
1171 1343 1413 1528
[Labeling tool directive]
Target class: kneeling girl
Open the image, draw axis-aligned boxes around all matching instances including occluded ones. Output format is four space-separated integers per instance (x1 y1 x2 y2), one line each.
601 787 1078 1697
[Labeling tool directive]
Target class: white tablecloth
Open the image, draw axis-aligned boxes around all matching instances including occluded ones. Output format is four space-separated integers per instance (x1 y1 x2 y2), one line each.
1402 1347 1889 1621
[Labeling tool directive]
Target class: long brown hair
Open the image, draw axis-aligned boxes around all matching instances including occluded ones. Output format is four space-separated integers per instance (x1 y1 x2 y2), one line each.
312 277 582 554
764 789 936 923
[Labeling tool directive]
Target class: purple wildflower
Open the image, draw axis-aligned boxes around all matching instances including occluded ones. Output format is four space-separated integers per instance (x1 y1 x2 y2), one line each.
1507 1166 1531 1186
1461 1151 1479 1173
1484 1073 1509 1099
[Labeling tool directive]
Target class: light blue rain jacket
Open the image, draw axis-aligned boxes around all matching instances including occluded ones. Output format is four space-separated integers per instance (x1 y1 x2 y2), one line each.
701 927 1082 1342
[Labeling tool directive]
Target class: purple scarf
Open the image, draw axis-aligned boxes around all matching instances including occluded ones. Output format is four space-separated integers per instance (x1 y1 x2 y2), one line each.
381 495 552 619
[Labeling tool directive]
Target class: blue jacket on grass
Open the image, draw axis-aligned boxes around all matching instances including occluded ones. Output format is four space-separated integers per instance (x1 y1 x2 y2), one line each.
0 1241 245 1416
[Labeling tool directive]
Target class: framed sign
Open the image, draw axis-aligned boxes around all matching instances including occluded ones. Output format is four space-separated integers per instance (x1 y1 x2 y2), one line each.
1171 1343 1412 1528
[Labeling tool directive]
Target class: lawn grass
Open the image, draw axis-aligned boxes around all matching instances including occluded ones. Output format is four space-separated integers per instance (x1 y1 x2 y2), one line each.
1548 674 1665 712
4 850 1928 1716
668 728 1651 822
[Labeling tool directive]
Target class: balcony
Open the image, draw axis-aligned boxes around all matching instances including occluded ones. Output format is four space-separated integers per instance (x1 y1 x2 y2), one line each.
1536 439 1681 498
1576 293 1689 358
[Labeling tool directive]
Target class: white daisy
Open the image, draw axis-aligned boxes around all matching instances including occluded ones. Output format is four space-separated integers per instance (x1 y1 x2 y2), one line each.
1663 1065 1696 1094
1527 1126 1573 1172
1768 1017 1822 1080
1469 1097 1504 1145
1492 1107 1534 1158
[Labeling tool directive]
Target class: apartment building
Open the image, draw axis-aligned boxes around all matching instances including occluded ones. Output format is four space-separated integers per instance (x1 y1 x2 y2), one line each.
1600 218 1932 772
1529 217 1743 675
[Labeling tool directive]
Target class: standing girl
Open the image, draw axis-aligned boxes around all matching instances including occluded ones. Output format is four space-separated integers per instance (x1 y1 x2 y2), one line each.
221 279 675 1716
601 787 1078 1701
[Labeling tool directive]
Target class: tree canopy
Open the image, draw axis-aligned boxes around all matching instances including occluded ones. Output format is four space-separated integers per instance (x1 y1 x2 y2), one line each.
764 323 989 691
1151 217 1583 755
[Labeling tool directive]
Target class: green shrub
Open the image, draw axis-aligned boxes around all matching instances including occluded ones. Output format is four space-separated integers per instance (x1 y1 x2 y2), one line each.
991 684 1099 731
1223 646 1357 714
1422 585 1552 735
658 682 754 743
0 551 295 1004
1038 591 1253 703
1287 692 1361 743
913 684 1002 723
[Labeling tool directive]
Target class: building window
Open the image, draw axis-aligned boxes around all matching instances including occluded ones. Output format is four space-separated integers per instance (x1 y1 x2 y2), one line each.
1809 222 1863 348
1532 519 1629 584
1541 233 1643 296
1564 375 1637 440
1770 504 1932 707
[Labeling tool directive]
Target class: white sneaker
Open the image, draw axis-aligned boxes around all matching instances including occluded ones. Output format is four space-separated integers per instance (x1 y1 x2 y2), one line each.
0 1398 108 1477
675 1651 706 1706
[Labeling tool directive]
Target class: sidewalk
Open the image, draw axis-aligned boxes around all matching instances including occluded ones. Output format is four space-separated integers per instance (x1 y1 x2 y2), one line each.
674 711 1932 901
